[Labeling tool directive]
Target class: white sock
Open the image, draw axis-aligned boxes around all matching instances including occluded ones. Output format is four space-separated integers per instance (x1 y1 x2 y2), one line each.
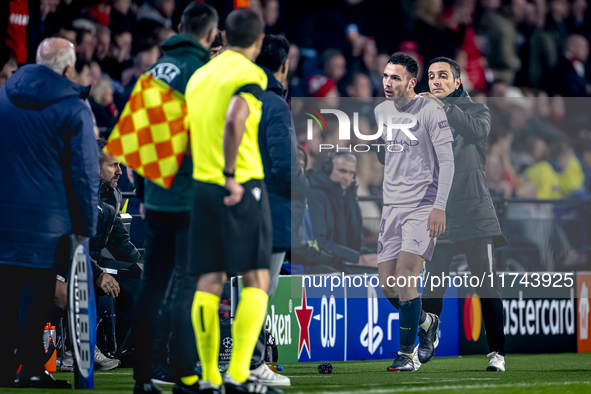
419 313 433 331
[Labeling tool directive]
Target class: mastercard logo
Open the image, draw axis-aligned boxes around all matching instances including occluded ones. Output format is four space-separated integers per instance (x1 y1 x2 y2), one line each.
463 293 482 342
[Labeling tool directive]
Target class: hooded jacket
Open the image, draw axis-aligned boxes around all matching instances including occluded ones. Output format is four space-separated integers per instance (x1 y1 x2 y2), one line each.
257 67 308 251
0 64 99 269
307 170 363 263
141 33 210 212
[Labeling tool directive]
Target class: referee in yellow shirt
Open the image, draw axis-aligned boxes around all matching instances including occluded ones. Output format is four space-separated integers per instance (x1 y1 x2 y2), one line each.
185 8 280 394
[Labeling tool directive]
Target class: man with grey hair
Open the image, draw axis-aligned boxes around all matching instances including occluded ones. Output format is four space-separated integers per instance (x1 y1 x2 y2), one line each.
308 152 377 266
0 38 98 388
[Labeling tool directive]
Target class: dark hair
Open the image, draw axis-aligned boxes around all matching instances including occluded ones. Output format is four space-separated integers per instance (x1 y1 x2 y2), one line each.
97 139 108 166
180 2 219 39
255 35 290 72
387 52 419 79
75 58 91 74
551 141 573 159
428 56 461 79
321 48 344 71
225 8 264 48
211 31 223 48
346 72 369 87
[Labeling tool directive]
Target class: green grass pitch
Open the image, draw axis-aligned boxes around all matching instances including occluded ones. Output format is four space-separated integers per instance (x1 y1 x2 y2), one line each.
2 354 590 394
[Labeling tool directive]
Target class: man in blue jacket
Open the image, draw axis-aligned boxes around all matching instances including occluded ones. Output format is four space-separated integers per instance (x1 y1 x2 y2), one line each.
0 38 99 388
249 35 307 386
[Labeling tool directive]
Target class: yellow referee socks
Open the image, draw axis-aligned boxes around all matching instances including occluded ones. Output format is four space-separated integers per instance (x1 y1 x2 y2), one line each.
227 287 268 382
191 291 222 386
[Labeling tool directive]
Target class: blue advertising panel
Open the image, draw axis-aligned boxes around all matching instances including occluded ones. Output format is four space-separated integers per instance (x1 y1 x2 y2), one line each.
292 274 459 362
297 284 346 362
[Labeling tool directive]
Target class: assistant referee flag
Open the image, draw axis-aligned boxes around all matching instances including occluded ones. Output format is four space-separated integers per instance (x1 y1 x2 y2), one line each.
104 73 188 189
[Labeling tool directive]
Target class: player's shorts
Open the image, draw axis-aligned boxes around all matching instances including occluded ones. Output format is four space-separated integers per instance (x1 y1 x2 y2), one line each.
189 179 272 277
377 205 436 264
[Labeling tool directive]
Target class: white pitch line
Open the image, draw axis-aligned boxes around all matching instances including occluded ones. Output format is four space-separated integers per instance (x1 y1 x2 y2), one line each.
288 381 591 394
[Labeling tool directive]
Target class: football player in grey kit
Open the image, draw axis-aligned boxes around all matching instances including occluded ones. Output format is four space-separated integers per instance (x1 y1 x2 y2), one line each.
375 53 454 371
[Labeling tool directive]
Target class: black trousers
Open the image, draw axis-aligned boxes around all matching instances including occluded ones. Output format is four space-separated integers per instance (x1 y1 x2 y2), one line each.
422 237 505 355
133 210 197 383
0 265 57 379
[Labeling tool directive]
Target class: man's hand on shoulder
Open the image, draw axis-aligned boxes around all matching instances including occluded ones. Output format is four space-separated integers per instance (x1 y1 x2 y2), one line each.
418 92 445 108
427 208 446 238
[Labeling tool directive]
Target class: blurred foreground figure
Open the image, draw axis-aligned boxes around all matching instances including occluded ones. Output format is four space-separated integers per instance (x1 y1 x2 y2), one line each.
0 38 99 388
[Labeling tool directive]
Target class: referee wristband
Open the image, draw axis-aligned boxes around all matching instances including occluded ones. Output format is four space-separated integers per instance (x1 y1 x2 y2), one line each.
223 170 235 178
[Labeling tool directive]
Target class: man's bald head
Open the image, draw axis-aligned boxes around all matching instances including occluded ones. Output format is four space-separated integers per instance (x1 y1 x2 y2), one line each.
565 34 589 62
36 38 76 76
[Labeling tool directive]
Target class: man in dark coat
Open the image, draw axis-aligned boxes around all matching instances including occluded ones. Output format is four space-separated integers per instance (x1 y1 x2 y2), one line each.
248 35 307 386
0 38 98 388
308 152 374 265
418 57 508 372
132 3 219 393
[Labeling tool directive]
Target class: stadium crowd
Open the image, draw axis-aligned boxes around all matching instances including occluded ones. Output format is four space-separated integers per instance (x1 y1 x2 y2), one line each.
3 0 591 202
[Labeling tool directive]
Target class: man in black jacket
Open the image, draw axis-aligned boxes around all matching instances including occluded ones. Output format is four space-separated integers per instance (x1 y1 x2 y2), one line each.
418 57 508 372
308 152 376 265
248 35 307 386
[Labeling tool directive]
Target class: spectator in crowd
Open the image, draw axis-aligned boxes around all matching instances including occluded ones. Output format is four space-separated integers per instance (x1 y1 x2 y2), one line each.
486 154 514 199
488 128 520 195
137 0 175 29
548 34 591 97
578 139 591 194
111 0 136 32
93 139 142 355
566 0 590 37
477 0 526 84
368 51 390 97
321 48 347 84
90 73 118 132
95 24 111 61
261 0 282 35
413 0 463 89
100 29 132 81
53 26 77 44
512 136 549 174
308 75 339 98
120 42 159 86
345 72 372 98
545 0 569 52
73 19 98 61
0 37 98 389
308 152 377 266
89 60 103 95
3 0 31 64
522 141 584 198
515 0 558 89
0 53 17 86
72 58 92 87
209 30 224 59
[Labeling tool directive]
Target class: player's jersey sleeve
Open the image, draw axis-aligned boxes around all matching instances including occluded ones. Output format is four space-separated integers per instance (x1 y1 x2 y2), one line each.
426 102 454 147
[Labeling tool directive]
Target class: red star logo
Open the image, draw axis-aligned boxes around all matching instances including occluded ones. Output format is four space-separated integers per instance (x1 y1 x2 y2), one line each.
295 286 313 359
